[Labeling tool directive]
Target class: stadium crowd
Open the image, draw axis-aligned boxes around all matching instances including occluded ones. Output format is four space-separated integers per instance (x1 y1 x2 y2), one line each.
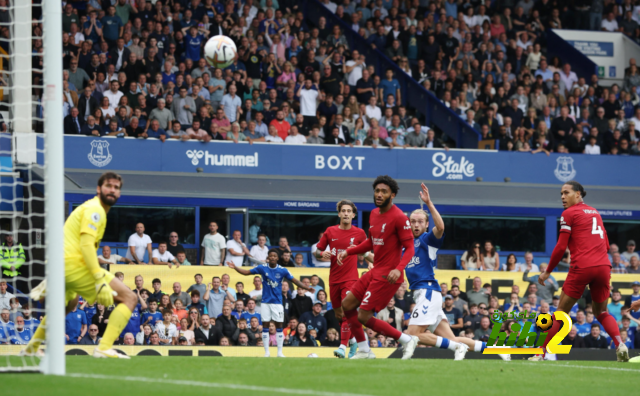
50 0 640 153
1 224 639 350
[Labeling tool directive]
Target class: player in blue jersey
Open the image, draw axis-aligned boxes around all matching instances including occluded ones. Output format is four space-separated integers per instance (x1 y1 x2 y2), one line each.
405 184 510 360
228 249 314 357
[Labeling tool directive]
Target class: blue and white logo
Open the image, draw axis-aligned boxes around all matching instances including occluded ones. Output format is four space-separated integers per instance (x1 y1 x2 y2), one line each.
88 140 112 167
414 239 420 248
554 156 576 182
186 150 204 166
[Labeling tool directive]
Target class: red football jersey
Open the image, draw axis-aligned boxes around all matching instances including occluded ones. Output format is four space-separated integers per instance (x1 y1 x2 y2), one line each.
316 225 367 285
559 202 610 269
368 205 413 279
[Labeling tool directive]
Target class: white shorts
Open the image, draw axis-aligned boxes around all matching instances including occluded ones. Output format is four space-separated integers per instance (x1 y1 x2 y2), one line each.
409 289 447 332
261 303 284 323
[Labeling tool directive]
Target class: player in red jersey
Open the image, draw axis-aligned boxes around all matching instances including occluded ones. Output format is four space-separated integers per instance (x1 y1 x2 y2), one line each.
337 175 419 359
314 199 368 359
531 181 629 362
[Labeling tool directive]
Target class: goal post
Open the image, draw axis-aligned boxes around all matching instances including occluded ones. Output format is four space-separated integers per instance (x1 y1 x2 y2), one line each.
42 0 65 376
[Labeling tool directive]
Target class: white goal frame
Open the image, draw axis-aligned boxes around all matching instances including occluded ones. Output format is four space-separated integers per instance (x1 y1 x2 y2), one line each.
41 0 65 376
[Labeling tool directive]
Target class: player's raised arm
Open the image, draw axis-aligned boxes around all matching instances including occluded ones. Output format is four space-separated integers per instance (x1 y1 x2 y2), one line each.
291 277 315 293
420 183 444 239
227 261 252 275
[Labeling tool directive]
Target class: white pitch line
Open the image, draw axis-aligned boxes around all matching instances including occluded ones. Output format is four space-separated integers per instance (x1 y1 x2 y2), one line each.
67 373 376 396
513 362 640 373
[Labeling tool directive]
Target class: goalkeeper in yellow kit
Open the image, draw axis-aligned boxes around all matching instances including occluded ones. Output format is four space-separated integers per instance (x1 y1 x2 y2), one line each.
22 172 136 359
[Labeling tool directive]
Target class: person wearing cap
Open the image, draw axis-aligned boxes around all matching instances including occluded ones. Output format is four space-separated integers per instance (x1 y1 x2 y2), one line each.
443 294 464 336
622 240 639 263
0 234 25 278
623 281 640 325
178 336 189 346
298 301 327 342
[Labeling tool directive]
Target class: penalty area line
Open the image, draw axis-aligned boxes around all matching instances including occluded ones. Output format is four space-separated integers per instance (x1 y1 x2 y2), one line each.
512 362 640 372
67 373 376 396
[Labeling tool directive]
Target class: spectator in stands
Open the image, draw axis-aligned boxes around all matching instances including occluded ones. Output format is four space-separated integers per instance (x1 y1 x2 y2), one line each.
523 264 558 304
65 304 87 345
467 277 490 306
474 316 492 341
148 98 174 131
463 304 482 331
584 324 609 348
151 241 179 268
622 241 639 262
204 276 234 319
150 278 165 302
187 274 206 298
201 222 226 266
64 107 84 135
225 230 251 267
170 282 190 308
97 245 131 269
79 324 100 345
194 314 223 346
377 298 404 333
125 223 152 264
481 241 499 271
290 322 316 347
443 295 463 336
216 304 238 341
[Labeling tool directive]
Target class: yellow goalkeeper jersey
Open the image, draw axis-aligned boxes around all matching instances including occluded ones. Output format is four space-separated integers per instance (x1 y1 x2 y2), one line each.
64 196 107 269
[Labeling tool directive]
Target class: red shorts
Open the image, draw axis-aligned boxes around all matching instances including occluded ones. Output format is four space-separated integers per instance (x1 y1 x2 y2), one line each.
329 280 357 308
562 264 611 303
350 270 403 312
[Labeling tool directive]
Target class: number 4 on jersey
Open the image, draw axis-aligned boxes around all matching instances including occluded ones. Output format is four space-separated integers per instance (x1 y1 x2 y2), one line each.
591 217 604 239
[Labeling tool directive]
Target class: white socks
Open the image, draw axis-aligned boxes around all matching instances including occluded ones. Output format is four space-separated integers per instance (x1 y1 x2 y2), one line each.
435 336 459 351
398 333 412 345
358 340 371 353
262 330 269 355
276 329 284 355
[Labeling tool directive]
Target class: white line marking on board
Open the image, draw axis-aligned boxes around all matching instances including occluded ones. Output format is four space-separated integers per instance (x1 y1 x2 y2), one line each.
67 373 376 396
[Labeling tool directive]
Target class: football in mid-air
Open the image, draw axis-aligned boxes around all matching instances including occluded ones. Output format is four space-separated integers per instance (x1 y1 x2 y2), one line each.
204 35 237 69
536 313 553 331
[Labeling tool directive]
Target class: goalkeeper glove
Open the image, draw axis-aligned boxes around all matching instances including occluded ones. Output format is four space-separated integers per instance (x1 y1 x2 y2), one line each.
94 273 117 306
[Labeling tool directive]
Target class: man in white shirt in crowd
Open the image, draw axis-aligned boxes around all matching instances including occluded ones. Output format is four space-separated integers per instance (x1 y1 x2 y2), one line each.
584 135 601 154
249 234 269 265
98 245 131 269
152 241 180 268
265 125 284 143
0 280 16 311
103 80 124 110
226 230 252 267
345 50 366 91
310 232 331 267
365 96 381 120
201 221 226 266
284 125 307 144
126 222 153 264
249 276 263 312
515 251 540 272
297 78 319 126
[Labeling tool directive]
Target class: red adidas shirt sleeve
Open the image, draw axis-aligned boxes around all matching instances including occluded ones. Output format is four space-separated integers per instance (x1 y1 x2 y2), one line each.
559 209 574 235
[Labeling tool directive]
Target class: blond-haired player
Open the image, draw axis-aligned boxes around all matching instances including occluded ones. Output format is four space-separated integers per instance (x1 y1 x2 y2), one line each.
22 172 137 358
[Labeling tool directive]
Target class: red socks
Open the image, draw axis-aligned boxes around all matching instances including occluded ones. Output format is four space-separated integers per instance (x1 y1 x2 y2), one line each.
340 316 351 347
597 312 622 348
365 317 402 340
542 315 563 354
345 309 366 343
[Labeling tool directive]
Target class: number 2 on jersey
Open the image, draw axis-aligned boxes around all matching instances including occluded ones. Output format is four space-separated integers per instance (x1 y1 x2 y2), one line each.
362 291 371 304
591 217 603 239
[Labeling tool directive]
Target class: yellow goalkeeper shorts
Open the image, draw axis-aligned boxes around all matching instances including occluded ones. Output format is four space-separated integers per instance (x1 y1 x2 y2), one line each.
65 261 115 305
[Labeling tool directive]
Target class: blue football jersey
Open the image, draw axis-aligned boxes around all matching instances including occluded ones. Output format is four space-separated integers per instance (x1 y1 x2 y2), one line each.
24 318 41 332
250 264 293 304
405 231 444 291
10 327 33 345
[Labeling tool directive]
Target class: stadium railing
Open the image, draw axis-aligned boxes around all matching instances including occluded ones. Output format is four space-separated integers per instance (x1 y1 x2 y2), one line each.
302 0 482 149
546 29 598 80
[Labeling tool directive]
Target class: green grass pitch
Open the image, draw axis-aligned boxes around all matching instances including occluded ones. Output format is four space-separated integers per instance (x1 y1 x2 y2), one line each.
3 357 639 396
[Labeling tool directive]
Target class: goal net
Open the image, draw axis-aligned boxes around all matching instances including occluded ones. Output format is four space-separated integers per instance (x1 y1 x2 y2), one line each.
0 0 65 374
